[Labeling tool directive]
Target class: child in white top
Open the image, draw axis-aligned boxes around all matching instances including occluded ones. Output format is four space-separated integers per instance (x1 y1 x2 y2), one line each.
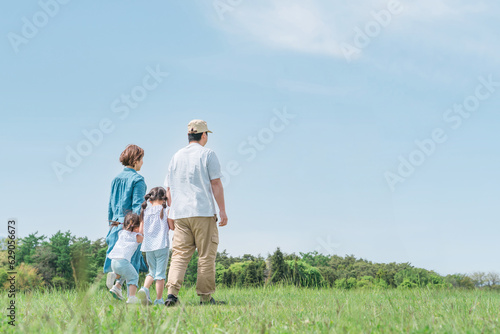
108 212 144 304
137 187 174 306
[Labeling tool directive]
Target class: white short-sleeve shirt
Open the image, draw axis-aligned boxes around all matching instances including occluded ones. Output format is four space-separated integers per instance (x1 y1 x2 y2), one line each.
108 230 141 262
165 143 223 220
140 205 170 252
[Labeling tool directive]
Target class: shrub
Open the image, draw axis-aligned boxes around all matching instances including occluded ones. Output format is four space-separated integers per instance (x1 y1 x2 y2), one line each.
270 248 289 284
318 266 337 287
287 260 326 288
215 263 226 285
0 268 8 287
374 278 389 289
52 276 72 289
446 274 475 289
5 263 44 292
226 261 266 287
356 276 374 289
394 268 430 288
335 277 357 290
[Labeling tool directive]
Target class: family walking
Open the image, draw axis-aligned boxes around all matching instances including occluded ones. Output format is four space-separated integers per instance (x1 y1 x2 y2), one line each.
103 119 228 306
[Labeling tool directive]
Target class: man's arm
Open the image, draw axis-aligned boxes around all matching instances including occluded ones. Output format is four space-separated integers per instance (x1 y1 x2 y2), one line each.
210 178 228 227
166 188 175 230
166 187 172 207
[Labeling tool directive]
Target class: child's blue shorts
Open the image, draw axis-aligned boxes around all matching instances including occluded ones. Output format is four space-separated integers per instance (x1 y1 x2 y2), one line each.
145 248 169 281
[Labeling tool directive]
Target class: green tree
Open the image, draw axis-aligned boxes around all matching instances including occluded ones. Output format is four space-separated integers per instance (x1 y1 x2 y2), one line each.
469 272 486 287
270 248 289 284
70 237 92 288
287 259 326 287
318 266 337 287
31 244 57 285
394 268 431 288
183 251 199 286
300 251 330 267
243 261 259 287
0 268 8 287
221 268 236 287
215 263 226 285
17 232 45 264
88 238 107 282
50 231 75 288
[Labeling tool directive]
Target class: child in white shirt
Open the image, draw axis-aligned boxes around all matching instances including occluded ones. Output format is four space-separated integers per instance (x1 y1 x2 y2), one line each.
137 187 174 306
108 212 144 304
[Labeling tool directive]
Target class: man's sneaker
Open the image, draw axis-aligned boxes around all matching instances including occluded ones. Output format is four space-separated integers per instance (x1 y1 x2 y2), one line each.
106 272 117 290
109 286 124 301
165 294 179 307
154 299 165 306
137 287 152 306
126 296 140 304
200 298 226 305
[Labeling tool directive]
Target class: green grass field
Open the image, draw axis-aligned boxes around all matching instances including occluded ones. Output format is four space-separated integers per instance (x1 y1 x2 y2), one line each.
2 285 499 333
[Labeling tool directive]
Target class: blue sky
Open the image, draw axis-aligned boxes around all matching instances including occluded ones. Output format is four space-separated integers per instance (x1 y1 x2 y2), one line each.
1 0 499 275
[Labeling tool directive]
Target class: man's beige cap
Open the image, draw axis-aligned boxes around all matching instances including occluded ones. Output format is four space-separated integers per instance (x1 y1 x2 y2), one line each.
188 119 213 134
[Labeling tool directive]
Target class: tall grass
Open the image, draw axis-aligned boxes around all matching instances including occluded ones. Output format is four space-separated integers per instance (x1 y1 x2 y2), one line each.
1 286 499 333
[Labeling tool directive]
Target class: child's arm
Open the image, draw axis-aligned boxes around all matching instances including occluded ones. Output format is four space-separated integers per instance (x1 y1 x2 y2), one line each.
139 219 144 235
136 221 144 243
167 218 175 231
167 208 175 230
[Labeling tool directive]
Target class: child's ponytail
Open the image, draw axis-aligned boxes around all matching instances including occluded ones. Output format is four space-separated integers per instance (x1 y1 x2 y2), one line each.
140 193 151 222
141 187 168 220
123 212 140 232
160 200 167 220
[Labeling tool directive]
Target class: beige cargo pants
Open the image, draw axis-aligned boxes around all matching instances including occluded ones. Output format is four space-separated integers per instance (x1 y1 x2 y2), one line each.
166 216 218 301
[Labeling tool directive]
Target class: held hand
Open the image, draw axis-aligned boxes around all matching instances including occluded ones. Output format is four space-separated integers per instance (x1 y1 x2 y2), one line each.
167 218 175 231
218 211 228 227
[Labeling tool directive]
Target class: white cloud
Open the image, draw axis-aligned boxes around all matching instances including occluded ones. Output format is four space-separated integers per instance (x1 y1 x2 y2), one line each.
208 0 493 60
220 1 344 57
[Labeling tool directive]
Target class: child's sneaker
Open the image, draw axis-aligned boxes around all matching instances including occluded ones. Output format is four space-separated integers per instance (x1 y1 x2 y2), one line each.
154 299 165 306
109 286 124 301
106 272 117 290
137 287 152 305
126 296 140 304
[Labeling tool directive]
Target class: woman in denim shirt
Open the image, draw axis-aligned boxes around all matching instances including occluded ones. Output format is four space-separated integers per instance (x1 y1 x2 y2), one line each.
104 145 148 292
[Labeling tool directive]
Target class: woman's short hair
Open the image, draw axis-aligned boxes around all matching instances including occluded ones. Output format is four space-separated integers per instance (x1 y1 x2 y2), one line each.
119 144 144 167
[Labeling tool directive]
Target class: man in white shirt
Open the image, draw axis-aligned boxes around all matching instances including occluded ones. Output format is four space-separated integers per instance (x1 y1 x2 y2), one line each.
165 119 228 306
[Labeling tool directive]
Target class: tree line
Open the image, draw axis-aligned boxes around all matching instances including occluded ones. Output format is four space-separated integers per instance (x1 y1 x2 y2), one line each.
1 231 499 291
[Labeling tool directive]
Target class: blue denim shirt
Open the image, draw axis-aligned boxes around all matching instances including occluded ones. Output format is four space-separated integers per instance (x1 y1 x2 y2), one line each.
104 167 148 274
108 168 147 223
